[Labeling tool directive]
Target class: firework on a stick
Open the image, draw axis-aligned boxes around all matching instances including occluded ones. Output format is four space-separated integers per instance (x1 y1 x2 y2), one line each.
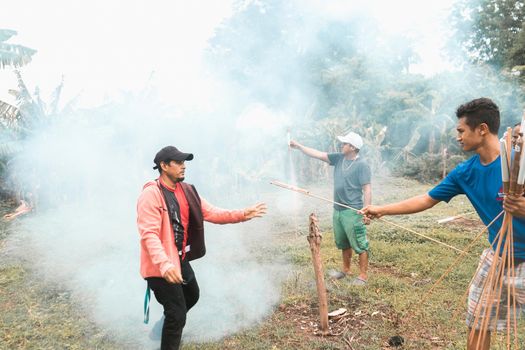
469 126 525 349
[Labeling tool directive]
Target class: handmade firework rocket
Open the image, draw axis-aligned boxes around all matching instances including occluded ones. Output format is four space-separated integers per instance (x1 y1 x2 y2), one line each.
467 124 525 349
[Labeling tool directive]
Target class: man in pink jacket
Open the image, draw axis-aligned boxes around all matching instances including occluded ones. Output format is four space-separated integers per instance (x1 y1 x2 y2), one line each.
137 146 267 350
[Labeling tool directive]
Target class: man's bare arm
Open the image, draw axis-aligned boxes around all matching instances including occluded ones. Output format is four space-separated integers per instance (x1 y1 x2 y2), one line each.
362 184 372 207
362 183 372 224
289 140 329 163
360 194 440 219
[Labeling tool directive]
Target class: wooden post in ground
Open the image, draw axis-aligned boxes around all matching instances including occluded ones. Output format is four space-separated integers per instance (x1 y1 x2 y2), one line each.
308 213 329 334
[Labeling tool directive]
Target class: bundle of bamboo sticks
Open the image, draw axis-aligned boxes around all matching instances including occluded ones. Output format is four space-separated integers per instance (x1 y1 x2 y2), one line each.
469 126 524 349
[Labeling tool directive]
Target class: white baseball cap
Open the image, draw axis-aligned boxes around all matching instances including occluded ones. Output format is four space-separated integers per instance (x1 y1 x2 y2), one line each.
337 131 363 149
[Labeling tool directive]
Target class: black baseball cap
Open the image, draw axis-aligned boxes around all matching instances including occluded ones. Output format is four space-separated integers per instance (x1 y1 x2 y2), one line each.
153 146 194 170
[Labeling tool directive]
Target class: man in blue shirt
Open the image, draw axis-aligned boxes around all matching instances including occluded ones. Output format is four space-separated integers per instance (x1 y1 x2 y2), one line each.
360 98 525 350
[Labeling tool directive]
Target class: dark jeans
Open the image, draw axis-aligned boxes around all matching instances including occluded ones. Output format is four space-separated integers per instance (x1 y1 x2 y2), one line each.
146 260 200 350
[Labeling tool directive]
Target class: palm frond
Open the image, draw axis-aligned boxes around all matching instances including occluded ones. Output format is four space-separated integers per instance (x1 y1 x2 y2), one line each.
33 86 47 117
0 140 22 158
14 70 32 103
403 127 421 152
49 76 64 115
0 43 36 69
0 100 21 128
7 89 19 98
0 29 17 43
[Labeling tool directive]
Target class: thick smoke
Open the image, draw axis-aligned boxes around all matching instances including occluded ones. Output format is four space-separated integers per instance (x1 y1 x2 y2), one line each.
3 81 300 346
4 0 525 348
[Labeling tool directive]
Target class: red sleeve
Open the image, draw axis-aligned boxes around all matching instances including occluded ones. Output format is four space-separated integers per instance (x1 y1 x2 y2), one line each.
201 197 247 224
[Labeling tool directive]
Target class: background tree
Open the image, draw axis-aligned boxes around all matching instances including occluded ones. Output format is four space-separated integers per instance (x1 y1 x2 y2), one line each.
450 0 525 68
0 29 36 193
0 29 36 129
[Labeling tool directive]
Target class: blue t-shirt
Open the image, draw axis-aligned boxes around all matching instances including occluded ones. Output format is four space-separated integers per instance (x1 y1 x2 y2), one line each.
428 154 525 259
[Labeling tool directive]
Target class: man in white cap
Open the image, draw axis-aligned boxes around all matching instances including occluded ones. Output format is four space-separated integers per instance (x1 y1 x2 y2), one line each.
290 132 372 285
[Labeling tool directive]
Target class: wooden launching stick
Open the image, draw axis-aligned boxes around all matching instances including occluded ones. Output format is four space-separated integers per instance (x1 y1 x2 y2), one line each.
472 217 509 348
448 220 507 323
271 180 465 254
470 131 512 349
500 133 510 194
509 131 523 195
469 126 525 349
404 211 503 323
308 213 329 335
509 221 518 349
436 210 476 224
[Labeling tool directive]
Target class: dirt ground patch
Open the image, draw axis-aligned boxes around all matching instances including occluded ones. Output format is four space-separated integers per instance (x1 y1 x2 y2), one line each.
276 298 401 348
444 217 485 229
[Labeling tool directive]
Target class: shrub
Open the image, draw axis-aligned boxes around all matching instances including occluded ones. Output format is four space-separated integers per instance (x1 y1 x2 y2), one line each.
391 152 466 183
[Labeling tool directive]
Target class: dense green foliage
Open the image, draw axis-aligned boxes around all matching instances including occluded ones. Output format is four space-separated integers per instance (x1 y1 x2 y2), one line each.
3 2 525 186
451 0 525 68
0 30 36 194
209 0 525 182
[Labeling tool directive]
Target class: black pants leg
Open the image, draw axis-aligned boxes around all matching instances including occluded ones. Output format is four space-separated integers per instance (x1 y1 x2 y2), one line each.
181 262 199 311
147 261 199 350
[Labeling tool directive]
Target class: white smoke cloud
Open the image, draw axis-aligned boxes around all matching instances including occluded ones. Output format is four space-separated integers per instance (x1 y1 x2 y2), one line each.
4 0 522 349
4 94 290 347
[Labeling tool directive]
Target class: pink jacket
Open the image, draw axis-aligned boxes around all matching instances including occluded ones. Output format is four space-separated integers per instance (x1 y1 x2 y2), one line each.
137 180 247 278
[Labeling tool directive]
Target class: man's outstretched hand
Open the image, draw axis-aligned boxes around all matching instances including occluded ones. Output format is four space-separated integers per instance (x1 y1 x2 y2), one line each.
244 202 267 220
359 205 385 220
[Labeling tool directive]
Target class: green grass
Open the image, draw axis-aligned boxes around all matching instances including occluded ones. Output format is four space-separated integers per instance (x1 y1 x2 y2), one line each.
180 176 524 349
1 177 524 349
0 267 125 349
0 201 127 350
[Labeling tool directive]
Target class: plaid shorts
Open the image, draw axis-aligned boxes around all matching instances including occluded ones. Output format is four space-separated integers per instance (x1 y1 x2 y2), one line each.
466 249 525 330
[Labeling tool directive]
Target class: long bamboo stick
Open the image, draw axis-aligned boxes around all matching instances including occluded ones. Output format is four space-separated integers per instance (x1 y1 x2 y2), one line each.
506 223 512 349
483 227 510 348
509 140 522 195
509 221 518 349
470 126 522 349
397 211 506 349
506 127 513 169
501 138 510 193
450 215 509 328
470 128 521 349
436 210 476 224
470 215 509 348
270 180 465 254
406 210 504 325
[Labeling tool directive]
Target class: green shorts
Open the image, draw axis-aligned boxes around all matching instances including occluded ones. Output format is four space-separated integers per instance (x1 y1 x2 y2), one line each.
333 209 369 254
